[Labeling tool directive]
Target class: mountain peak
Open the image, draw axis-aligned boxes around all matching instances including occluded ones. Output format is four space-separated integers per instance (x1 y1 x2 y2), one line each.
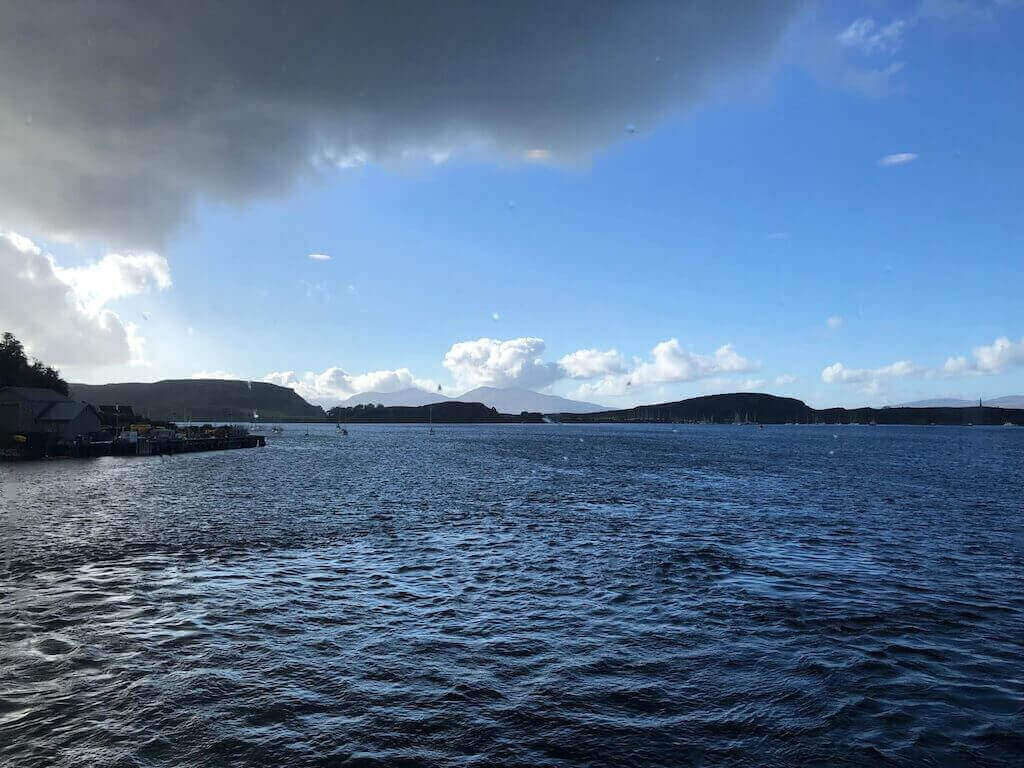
340 387 449 408
339 385 606 414
454 386 606 414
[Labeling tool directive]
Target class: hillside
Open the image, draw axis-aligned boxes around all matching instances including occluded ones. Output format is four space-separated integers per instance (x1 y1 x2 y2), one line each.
555 392 1024 426
69 379 325 421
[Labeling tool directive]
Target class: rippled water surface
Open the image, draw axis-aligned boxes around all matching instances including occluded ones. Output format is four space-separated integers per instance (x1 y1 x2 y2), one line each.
2 424 1022 767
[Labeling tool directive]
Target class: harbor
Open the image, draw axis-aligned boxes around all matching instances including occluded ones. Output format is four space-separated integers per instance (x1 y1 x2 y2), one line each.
69 432 264 459
1 384 265 461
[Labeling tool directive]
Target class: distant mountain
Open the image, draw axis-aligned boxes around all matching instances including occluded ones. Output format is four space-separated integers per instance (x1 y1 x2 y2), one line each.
988 396 1024 408
453 386 607 414
69 379 325 421
337 385 606 413
900 395 1024 408
341 387 450 407
898 397 975 408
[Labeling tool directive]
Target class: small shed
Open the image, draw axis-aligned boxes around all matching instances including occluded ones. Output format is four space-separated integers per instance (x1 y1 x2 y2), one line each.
35 401 103 441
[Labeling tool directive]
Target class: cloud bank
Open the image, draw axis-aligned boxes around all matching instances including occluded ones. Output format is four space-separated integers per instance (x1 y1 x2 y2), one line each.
822 335 1024 394
821 360 919 391
0 1 799 248
569 339 757 399
558 348 626 379
262 335 759 407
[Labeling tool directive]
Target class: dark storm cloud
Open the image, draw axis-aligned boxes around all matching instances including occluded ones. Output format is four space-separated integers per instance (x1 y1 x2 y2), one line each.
0 1 800 248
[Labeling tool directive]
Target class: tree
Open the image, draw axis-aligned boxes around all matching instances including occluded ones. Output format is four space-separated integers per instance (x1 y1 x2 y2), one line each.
0 332 70 396
0 332 26 385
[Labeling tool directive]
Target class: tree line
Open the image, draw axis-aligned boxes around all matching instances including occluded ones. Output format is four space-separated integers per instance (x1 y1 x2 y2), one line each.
0 332 70 396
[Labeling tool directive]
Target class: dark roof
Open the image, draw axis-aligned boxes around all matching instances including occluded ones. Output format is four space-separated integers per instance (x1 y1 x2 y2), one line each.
37 401 96 422
0 386 69 402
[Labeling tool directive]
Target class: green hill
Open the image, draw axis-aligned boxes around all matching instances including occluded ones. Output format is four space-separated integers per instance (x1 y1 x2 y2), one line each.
69 379 325 422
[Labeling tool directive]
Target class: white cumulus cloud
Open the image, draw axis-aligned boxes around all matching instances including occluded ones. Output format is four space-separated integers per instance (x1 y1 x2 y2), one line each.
0 231 169 368
558 348 626 379
263 366 437 406
53 251 171 315
821 360 919 393
443 337 561 390
307 253 331 261
944 336 1024 375
632 340 755 385
191 370 240 380
569 339 756 399
263 371 298 388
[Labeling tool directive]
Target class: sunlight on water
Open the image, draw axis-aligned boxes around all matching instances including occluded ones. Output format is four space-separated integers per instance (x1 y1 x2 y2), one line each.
1 424 1022 767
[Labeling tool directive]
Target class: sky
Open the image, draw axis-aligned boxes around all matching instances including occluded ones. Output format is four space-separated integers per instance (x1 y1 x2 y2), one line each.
1 0 1022 408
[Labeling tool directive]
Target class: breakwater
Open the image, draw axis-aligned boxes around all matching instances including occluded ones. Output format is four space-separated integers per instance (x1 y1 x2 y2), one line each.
1 434 265 461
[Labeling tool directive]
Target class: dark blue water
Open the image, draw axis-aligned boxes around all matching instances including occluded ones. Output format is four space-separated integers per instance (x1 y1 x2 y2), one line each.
2 424 1022 767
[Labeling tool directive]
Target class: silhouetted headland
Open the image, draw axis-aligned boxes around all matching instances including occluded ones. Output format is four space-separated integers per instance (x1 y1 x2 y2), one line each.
327 401 544 423
70 379 325 422
553 393 1024 426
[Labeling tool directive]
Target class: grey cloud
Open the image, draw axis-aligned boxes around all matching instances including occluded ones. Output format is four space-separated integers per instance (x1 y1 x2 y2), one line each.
0 1 800 248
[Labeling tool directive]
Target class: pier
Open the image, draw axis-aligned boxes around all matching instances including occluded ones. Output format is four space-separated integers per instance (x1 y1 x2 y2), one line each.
73 434 266 458
2 433 265 461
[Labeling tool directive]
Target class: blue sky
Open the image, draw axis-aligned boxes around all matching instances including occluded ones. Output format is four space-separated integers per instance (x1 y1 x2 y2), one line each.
1 1 1022 407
